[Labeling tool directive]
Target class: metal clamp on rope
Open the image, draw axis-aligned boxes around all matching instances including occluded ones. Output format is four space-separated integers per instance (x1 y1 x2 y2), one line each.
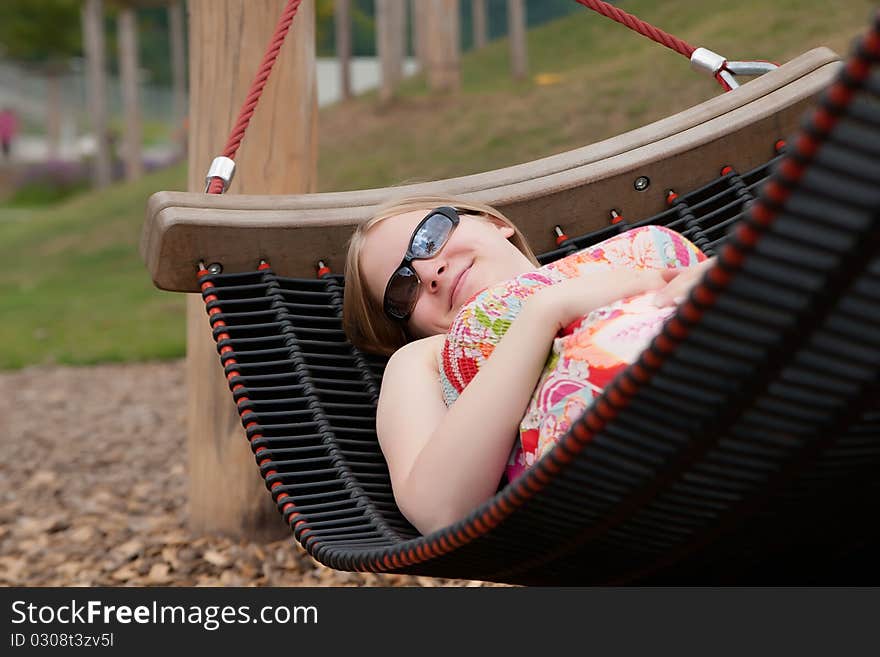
205 156 236 193
690 47 777 91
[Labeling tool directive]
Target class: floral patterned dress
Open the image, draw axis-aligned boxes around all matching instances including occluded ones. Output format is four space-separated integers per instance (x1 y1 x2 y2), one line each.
439 225 706 483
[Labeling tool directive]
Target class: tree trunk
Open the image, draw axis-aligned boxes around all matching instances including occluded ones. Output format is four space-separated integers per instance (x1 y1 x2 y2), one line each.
376 0 405 104
168 0 187 157
472 0 487 50
334 0 351 100
508 0 527 81
81 0 111 188
424 0 460 93
118 6 144 181
186 0 317 542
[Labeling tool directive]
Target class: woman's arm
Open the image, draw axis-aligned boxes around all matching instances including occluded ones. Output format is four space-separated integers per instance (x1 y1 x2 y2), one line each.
378 268 674 536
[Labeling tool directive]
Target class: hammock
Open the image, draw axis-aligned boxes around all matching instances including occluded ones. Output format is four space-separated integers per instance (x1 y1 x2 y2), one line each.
140 9 880 584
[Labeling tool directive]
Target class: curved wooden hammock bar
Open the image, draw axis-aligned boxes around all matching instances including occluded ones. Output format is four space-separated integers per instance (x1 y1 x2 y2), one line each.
144 48 837 289
141 41 880 584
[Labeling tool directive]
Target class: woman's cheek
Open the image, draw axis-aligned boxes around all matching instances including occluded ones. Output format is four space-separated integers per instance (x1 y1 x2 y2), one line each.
410 307 435 338
421 302 449 335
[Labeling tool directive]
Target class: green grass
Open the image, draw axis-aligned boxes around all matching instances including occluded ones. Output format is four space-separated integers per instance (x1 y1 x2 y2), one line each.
0 0 875 370
5 180 91 207
0 163 186 369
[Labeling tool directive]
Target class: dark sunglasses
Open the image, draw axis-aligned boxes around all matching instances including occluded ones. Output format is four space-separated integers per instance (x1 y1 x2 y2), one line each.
383 206 462 321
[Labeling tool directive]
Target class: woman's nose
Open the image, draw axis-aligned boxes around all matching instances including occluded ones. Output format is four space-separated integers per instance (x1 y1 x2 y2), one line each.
413 259 446 292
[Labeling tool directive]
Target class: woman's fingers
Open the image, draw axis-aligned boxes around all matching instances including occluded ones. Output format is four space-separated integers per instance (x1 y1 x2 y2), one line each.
652 289 674 307
652 291 686 308
661 267 683 282
652 258 716 307
652 276 689 307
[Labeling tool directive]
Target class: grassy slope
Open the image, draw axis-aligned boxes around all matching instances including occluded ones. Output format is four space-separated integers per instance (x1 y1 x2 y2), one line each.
0 0 874 370
317 0 875 191
0 164 187 369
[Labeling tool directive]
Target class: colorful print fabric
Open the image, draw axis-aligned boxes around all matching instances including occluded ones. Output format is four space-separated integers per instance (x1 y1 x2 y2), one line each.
439 225 706 483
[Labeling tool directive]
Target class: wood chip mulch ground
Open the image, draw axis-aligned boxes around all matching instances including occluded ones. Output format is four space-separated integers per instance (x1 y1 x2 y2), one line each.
0 360 507 587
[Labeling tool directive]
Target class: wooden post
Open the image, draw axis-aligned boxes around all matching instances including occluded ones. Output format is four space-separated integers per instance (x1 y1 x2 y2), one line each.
472 0 487 50
118 5 144 180
376 0 405 104
168 0 187 155
507 0 527 81
81 0 112 188
334 0 351 101
424 0 460 93
186 0 317 541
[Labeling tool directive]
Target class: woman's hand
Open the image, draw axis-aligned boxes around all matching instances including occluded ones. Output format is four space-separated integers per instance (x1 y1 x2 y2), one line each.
531 267 681 332
652 257 717 308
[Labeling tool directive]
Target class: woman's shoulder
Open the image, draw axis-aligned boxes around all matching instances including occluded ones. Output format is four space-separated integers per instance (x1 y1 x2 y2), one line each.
387 335 444 369
380 336 446 401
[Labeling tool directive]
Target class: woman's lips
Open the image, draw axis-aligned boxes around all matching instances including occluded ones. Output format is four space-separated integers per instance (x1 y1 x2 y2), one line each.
450 264 472 309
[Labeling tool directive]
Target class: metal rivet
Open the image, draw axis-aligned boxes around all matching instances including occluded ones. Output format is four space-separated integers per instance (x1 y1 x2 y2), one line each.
207 263 223 275
634 176 650 191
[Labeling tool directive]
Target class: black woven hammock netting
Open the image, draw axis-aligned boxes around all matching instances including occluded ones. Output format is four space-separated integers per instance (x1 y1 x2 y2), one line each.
189 19 880 585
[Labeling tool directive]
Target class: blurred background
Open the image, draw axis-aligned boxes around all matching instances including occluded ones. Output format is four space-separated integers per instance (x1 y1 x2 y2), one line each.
0 0 874 370
0 0 875 587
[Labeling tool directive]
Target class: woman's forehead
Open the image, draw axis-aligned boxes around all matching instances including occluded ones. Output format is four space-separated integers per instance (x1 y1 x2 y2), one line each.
376 209 426 236
364 210 424 257
360 210 426 290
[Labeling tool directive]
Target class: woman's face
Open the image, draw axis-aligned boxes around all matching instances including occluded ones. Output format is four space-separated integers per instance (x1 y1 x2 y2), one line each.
360 209 535 337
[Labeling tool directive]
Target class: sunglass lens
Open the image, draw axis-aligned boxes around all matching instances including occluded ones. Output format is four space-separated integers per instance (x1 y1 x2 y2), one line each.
410 213 453 259
385 266 420 319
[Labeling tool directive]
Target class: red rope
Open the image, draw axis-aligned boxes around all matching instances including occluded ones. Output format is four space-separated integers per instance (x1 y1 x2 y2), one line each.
207 0 303 194
575 0 696 59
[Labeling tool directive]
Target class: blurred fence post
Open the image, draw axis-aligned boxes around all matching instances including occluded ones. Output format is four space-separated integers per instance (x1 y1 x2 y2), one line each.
118 4 144 180
81 0 112 188
508 0 527 80
377 0 405 103
411 0 429 71
186 0 317 542
424 0 460 92
472 0 487 50
46 73 62 159
169 0 187 157
334 0 352 100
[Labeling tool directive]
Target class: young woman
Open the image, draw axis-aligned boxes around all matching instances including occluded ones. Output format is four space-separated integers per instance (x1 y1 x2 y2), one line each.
343 195 714 535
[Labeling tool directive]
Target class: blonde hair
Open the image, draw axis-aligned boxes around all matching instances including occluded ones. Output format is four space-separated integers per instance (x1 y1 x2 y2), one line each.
342 195 539 356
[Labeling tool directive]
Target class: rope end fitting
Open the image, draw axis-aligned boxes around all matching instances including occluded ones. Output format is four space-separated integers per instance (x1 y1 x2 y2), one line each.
690 47 727 76
205 156 236 193
690 47 778 91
